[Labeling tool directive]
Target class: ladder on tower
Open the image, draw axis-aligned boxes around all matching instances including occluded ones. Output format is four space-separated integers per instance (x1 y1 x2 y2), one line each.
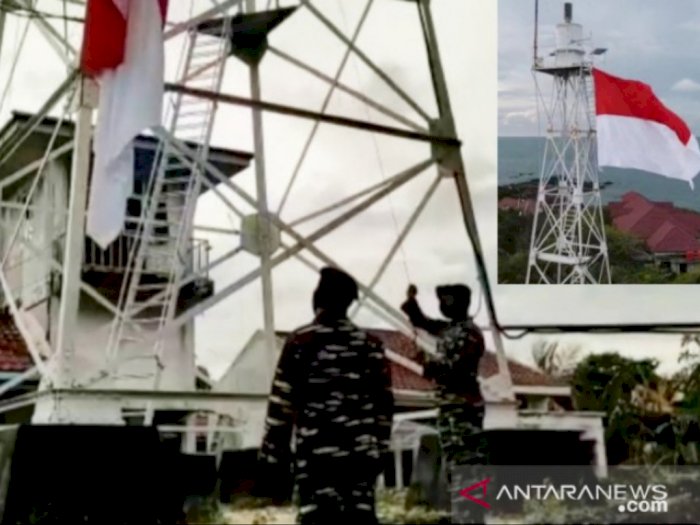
584 68 597 135
561 206 578 244
104 19 234 418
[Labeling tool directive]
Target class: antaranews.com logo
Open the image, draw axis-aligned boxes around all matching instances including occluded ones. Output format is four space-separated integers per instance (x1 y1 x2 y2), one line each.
460 477 669 514
450 466 699 523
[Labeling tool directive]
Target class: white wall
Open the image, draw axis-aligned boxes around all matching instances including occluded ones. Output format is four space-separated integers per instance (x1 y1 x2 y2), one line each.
0 204 24 303
21 160 67 309
38 294 195 391
0 159 196 393
213 331 285 449
215 330 282 395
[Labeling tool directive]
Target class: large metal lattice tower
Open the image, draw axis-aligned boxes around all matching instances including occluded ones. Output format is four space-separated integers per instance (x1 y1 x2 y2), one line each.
0 0 515 428
526 2 610 284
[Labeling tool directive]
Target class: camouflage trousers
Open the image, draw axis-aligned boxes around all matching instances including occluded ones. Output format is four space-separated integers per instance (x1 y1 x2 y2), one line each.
295 475 377 524
438 403 488 525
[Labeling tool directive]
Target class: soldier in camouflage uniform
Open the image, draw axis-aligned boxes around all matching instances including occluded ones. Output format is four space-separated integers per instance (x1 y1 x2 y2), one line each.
401 284 488 524
259 267 394 524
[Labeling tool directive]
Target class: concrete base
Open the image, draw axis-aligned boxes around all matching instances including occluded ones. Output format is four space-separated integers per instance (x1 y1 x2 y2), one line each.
0 425 199 524
409 429 596 513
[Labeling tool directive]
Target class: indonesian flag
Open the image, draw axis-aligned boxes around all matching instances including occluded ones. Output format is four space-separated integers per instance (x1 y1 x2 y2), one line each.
81 0 169 249
594 68 700 188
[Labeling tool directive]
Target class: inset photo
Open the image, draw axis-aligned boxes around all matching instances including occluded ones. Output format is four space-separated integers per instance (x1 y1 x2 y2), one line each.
498 0 700 284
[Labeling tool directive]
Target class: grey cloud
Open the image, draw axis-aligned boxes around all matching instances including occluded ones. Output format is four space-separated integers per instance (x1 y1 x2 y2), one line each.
499 0 700 137
672 78 700 93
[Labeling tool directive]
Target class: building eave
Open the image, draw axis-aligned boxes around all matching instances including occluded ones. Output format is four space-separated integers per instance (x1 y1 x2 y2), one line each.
513 385 571 397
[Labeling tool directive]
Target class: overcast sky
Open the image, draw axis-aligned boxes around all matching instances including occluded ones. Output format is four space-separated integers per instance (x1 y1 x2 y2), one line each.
499 0 700 136
0 0 697 381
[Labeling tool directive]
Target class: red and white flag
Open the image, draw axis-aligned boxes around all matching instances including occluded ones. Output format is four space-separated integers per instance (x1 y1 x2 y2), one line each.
594 68 700 187
81 0 169 249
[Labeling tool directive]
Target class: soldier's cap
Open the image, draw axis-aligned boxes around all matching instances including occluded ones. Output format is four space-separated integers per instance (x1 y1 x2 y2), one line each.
435 284 471 305
316 267 359 303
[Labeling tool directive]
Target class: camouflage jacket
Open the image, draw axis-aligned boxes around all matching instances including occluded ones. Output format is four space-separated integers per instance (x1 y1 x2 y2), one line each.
402 298 485 406
259 315 394 475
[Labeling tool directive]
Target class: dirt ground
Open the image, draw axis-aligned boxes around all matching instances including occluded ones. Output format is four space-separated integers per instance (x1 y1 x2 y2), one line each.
219 490 445 524
223 507 297 524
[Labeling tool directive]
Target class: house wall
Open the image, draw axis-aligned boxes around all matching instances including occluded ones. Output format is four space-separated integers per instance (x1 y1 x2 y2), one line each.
38 293 195 392
212 331 281 449
21 160 67 308
0 158 196 394
1 160 67 307
215 331 280 396
0 203 24 302
652 255 700 275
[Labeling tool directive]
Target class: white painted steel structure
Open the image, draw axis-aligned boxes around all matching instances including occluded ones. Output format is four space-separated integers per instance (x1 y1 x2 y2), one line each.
0 0 515 434
526 2 611 285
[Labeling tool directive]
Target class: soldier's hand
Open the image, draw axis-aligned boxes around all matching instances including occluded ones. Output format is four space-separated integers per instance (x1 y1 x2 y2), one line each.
407 284 417 299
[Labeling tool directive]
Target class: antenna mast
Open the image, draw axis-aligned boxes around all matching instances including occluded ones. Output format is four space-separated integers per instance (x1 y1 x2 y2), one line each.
533 0 539 66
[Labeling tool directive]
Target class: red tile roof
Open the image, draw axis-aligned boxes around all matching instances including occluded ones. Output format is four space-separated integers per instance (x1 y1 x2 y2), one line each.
646 219 699 253
367 329 564 392
672 209 700 232
0 313 32 372
498 197 536 215
610 192 700 254
622 192 648 203
608 202 627 219
276 328 562 392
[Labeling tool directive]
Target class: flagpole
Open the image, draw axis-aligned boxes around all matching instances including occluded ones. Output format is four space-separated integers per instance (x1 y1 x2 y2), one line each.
49 75 97 420
246 0 278 380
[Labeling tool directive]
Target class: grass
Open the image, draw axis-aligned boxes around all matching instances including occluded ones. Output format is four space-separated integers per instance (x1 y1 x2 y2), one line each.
186 489 446 524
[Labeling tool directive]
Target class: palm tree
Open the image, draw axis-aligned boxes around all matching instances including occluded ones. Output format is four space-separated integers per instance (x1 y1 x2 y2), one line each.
678 334 700 412
532 340 582 380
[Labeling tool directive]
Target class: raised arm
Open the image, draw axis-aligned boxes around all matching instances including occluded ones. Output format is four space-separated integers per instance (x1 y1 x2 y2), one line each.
401 285 449 336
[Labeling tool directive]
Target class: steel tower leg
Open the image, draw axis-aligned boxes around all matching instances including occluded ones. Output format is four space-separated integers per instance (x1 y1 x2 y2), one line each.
245 0 278 379
418 0 514 399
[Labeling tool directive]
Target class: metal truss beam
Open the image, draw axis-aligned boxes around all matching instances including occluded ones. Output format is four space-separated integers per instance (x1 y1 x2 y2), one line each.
5 0 76 65
156 130 435 327
0 69 77 166
133 128 437 348
300 0 431 123
0 366 38 397
417 0 513 392
2 0 518 413
0 141 74 191
275 0 373 215
163 83 460 146
269 46 427 133
163 0 243 40
288 169 410 227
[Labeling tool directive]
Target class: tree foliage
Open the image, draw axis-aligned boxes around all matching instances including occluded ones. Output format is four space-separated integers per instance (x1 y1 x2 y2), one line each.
570 350 700 465
497 209 684 283
677 335 700 413
571 353 659 412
